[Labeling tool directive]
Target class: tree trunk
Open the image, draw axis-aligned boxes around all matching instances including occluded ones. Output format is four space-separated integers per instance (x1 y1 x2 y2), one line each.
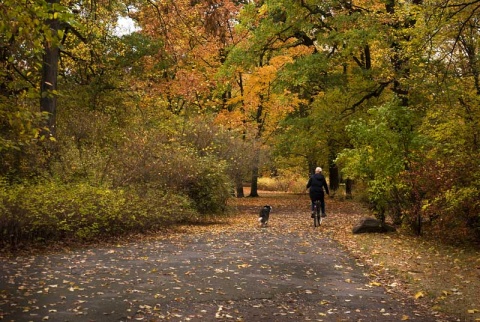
40 0 60 137
329 164 339 192
345 179 353 199
235 179 244 198
415 212 422 236
249 149 260 197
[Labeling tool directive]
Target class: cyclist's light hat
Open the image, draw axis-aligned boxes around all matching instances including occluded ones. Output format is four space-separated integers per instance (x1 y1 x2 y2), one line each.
315 167 322 173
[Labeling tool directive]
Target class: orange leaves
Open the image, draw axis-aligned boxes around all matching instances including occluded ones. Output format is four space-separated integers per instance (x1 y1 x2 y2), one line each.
218 54 302 138
134 0 244 114
237 263 251 269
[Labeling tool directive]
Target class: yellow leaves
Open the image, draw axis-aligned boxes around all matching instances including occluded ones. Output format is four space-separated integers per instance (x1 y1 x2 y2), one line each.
257 4 268 18
68 285 84 292
401 315 410 320
414 291 425 299
237 263 251 269
468 309 479 314
286 45 314 58
269 55 294 69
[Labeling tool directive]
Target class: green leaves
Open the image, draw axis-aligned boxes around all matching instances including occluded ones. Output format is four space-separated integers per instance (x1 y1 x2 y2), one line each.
343 101 417 177
336 99 424 215
0 181 200 246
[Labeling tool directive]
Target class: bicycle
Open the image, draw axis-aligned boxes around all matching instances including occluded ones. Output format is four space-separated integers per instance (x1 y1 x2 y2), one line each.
312 200 322 227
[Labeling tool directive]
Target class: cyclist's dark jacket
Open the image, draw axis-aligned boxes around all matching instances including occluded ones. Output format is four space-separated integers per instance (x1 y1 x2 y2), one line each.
306 173 329 200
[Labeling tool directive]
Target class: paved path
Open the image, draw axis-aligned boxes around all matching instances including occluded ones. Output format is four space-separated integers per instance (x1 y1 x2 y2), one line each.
1 197 445 321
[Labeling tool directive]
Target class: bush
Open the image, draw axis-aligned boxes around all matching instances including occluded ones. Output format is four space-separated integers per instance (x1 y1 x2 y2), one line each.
257 171 307 193
0 112 236 249
107 138 232 216
430 186 480 243
181 157 231 215
0 180 198 248
257 177 279 191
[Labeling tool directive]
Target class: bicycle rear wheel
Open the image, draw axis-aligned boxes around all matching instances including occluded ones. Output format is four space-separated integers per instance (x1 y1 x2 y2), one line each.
314 201 321 227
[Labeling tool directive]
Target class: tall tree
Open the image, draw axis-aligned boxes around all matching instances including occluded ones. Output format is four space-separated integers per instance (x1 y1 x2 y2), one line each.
40 0 60 137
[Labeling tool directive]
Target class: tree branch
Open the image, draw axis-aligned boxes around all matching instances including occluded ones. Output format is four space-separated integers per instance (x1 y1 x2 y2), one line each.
341 81 391 117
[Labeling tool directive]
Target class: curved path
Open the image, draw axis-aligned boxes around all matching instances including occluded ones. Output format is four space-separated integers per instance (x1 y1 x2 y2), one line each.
1 193 444 321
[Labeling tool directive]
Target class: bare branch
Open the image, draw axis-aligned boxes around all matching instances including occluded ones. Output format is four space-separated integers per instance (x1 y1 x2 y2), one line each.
341 81 391 117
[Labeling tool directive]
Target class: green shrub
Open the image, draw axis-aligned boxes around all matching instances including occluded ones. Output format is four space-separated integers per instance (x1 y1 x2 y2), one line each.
0 180 198 248
103 133 232 217
181 157 231 215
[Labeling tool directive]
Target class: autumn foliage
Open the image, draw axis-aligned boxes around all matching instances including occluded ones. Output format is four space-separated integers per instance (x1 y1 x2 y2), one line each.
0 0 479 247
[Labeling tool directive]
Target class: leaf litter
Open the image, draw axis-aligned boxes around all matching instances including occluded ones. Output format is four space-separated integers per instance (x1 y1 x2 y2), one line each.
0 191 474 321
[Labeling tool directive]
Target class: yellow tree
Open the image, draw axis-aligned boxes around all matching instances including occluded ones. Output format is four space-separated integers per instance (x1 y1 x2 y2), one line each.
217 1 309 196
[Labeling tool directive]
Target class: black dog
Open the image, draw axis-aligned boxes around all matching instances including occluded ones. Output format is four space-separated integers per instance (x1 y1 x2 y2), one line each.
258 205 272 227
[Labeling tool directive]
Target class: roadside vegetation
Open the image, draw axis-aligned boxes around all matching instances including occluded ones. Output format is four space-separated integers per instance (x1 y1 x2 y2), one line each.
1 1 479 265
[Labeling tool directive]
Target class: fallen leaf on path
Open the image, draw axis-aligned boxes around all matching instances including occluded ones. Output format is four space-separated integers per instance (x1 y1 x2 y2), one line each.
415 291 425 299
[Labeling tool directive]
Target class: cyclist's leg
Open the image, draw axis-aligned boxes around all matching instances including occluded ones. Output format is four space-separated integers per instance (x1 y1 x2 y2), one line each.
320 194 326 217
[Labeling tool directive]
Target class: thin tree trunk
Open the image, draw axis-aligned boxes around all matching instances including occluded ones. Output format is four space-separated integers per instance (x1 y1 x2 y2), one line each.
235 178 244 198
345 179 353 199
249 150 259 197
40 0 60 137
329 164 339 192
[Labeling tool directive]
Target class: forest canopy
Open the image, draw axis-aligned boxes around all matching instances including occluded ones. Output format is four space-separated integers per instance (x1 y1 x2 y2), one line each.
1 0 479 246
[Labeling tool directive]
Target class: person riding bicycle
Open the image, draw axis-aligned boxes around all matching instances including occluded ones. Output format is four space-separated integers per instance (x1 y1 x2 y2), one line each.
306 167 329 218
